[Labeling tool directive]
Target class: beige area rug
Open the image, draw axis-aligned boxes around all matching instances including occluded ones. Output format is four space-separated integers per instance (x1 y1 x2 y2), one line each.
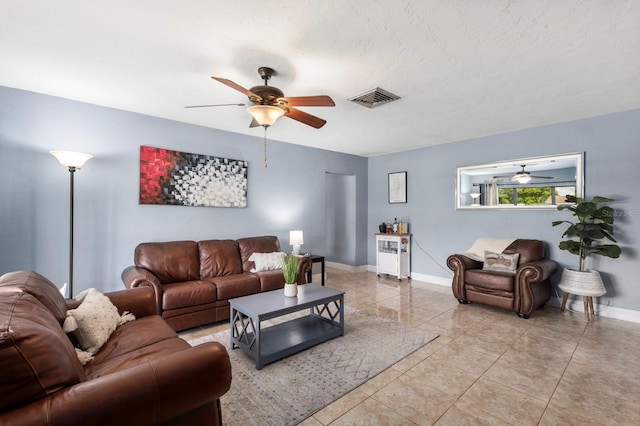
184 307 438 426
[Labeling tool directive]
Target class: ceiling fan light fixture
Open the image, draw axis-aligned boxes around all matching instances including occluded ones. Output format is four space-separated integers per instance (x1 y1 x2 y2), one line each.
247 105 285 127
512 174 532 184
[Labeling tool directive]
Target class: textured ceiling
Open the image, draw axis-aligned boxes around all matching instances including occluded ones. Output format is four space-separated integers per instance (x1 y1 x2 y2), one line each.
1 1 639 157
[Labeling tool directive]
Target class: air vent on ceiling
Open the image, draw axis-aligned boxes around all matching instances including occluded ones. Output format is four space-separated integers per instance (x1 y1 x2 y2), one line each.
349 87 401 108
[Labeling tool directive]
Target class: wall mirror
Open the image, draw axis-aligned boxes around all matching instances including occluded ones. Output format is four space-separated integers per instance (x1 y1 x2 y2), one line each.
456 152 584 210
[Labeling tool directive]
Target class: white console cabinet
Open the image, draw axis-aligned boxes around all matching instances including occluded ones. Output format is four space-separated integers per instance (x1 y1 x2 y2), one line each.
375 233 411 280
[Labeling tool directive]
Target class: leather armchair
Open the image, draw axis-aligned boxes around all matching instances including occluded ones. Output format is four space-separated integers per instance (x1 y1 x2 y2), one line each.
447 239 557 318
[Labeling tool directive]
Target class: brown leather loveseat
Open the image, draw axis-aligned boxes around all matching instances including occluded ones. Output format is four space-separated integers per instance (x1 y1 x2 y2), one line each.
122 235 312 331
447 239 557 318
0 270 232 425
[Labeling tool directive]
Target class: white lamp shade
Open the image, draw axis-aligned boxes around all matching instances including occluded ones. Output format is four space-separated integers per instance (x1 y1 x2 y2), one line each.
50 151 93 169
247 105 285 127
289 230 304 246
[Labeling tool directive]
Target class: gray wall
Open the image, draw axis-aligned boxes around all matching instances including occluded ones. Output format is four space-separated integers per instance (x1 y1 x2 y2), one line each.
368 109 640 311
0 86 368 293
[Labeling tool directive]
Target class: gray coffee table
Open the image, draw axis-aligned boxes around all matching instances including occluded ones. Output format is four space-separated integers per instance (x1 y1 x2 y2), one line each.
230 284 345 369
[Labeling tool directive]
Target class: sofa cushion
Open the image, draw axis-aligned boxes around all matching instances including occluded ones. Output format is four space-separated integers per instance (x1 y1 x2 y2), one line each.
162 280 217 311
237 236 280 272
0 270 68 325
482 251 519 274
0 292 85 412
63 288 136 359
135 241 200 283
85 315 180 378
252 269 287 292
85 337 191 380
198 239 243 278
209 274 261 300
465 269 514 293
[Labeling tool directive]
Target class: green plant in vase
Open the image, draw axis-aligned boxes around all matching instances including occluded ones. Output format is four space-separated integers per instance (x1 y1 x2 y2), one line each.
552 195 622 306
282 254 299 297
552 195 622 271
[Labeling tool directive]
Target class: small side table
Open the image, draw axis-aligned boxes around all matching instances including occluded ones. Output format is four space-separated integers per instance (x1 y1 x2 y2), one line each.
305 254 325 286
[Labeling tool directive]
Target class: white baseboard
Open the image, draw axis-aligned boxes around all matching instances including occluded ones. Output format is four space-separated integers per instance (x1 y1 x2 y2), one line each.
409 272 453 287
364 266 453 287
546 295 640 323
325 261 370 273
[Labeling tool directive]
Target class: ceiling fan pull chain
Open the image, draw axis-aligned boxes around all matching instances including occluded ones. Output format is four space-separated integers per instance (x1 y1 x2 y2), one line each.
263 127 268 168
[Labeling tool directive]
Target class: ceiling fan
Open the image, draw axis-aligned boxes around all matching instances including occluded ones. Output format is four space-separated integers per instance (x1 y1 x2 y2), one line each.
187 67 335 129
493 165 553 184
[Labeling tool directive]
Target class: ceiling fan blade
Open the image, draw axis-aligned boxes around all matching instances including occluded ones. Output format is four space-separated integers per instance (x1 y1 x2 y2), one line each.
285 107 327 129
184 103 245 108
280 95 335 107
212 77 261 100
530 175 553 179
249 118 260 128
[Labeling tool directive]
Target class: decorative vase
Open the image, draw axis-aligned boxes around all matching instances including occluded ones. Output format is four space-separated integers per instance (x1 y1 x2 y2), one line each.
557 268 606 297
284 283 298 297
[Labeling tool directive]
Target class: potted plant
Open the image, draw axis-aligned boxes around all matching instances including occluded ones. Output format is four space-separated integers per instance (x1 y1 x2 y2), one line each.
282 254 299 297
552 195 622 296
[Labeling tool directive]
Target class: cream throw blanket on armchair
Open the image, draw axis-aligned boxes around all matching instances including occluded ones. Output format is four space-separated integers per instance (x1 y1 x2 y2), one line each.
464 238 516 262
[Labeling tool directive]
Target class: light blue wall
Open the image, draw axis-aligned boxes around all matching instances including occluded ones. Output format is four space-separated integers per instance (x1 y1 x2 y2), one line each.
368 109 640 311
0 86 368 293
2 85 638 313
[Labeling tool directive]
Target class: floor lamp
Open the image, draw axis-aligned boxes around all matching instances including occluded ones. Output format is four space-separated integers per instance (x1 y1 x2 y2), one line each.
50 150 93 298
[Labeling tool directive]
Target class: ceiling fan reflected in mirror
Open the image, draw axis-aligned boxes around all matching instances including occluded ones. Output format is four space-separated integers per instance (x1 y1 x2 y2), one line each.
493 165 553 184
186 66 335 129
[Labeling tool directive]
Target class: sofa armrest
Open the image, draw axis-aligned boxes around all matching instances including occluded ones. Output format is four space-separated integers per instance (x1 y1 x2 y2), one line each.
65 286 157 318
296 256 313 284
105 286 158 317
447 254 483 272
0 342 232 426
515 259 557 316
121 265 163 313
516 259 558 284
447 254 483 301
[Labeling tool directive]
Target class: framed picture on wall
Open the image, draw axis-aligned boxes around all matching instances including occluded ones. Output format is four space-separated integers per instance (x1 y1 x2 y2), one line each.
139 146 248 208
388 171 407 203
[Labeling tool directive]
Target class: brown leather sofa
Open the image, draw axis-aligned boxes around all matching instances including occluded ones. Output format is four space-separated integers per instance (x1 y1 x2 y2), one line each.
122 235 312 331
447 239 557 318
0 270 232 425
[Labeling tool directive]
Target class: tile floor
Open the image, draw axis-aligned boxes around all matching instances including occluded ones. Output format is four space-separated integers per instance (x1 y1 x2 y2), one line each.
299 268 640 425
184 268 640 425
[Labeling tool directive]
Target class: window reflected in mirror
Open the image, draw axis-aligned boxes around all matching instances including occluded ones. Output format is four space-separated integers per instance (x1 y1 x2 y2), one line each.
456 152 584 209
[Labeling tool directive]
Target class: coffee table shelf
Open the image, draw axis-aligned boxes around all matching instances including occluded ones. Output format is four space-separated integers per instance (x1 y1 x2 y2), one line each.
230 284 344 369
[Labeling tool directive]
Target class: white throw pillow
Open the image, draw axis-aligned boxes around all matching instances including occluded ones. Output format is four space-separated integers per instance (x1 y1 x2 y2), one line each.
63 288 135 364
249 252 287 272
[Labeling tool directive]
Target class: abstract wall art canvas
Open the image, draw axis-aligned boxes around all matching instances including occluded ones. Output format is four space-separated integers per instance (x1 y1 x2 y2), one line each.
139 146 248 207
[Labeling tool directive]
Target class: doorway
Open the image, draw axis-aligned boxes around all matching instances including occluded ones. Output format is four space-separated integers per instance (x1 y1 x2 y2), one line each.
324 172 356 266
